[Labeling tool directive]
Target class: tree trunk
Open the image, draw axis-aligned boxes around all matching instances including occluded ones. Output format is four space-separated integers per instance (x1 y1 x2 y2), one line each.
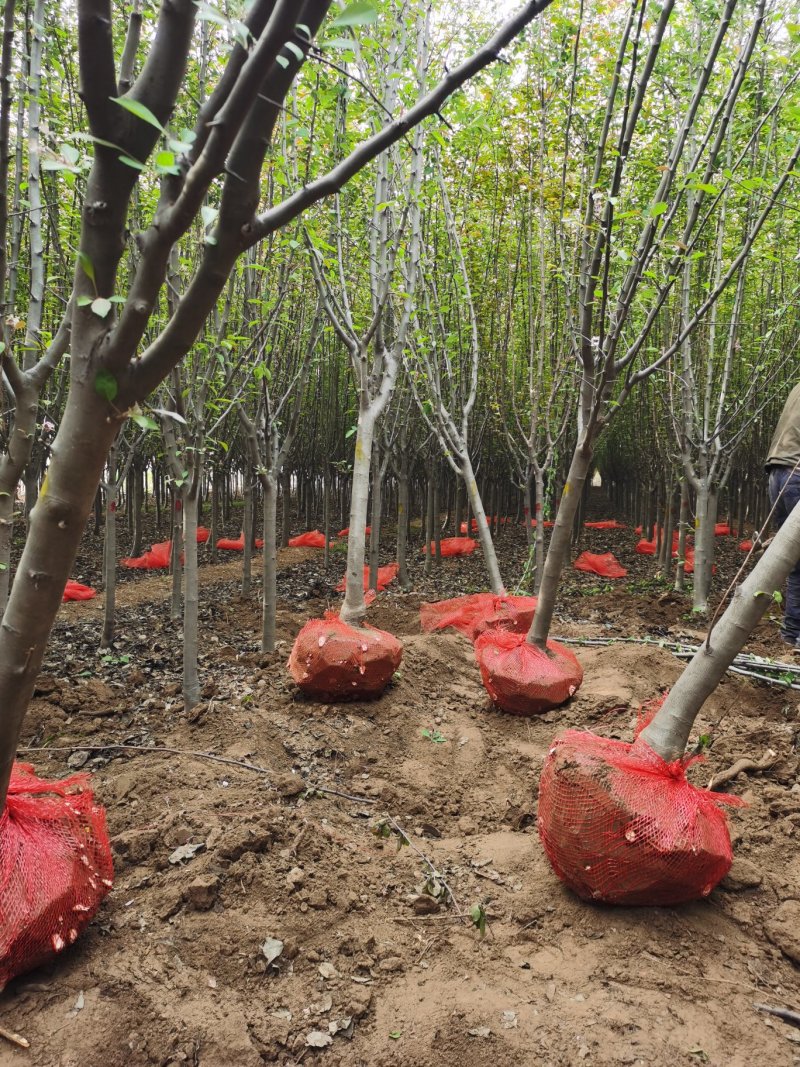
170 495 183 622
340 409 375 626
101 446 118 648
242 479 253 598
0 388 119 809
642 499 800 761
674 478 690 592
397 459 411 591
528 442 594 648
460 453 504 594
182 485 200 710
368 445 382 592
261 473 278 653
533 467 546 595
692 481 718 613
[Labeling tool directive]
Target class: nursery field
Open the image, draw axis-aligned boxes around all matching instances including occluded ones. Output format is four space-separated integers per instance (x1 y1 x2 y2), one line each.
1 513 798 1067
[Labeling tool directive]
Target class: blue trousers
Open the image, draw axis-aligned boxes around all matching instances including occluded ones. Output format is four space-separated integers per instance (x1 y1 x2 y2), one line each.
768 466 800 643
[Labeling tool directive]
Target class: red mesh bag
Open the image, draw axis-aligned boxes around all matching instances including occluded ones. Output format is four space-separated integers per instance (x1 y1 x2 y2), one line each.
714 523 732 536
121 539 172 569
216 533 264 550
336 563 398 594
739 539 753 551
573 551 628 578
0 763 113 990
421 537 477 557
537 729 741 906
63 580 96 602
196 526 210 544
288 530 330 549
584 520 626 530
337 527 371 538
288 612 402 701
420 594 537 641
474 632 583 714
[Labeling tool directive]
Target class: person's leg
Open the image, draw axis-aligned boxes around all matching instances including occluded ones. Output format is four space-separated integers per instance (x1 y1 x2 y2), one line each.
769 468 800 643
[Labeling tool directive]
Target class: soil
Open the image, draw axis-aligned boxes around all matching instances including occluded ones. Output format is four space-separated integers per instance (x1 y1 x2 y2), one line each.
1 504 799 1067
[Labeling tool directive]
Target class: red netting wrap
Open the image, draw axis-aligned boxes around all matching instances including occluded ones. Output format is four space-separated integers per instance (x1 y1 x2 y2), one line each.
336 563 399 594
474 632 583 714
537 731 741 906
288 612 403 701
739 539 753 551
573 551 628 579
421 537 477 557
714 523 733 536
337 527 371 538
121 539 172 569
420 593 537 641
63 581 96 602
288 530 331 549
0 763 113 990
196 526 210 544
216 533 265 551
584 520 626 530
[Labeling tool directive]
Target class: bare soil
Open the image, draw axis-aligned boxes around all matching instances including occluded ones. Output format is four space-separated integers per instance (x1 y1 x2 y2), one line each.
1 514 799 1067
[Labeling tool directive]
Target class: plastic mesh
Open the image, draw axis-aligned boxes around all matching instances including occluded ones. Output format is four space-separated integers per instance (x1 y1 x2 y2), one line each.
0 764 113 991
420 593 537 641
573 551 628 578
215 533 265 551
537 729 741 905
121 539 172 569
288 530 331 549
584 520 626 530
336 563 399 594
337 527 371 538
739 539 753 552
63 581 96 602
474 632 583 714
288 612 403 701
421 537 477 557
460 518 489 533
715 523 732 536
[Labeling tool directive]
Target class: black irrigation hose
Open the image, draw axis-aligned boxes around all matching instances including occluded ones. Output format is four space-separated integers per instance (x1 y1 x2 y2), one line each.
555 635 800 692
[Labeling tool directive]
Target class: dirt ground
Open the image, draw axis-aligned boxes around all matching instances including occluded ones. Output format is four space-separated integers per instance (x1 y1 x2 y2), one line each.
1 513 799 1066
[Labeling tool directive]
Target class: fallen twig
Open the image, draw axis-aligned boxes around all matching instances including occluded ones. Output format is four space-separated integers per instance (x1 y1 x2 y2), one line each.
707 751 777 790
0 1023 29 1049
383 814 463 916
17 743 377 804
755 1003 800 1029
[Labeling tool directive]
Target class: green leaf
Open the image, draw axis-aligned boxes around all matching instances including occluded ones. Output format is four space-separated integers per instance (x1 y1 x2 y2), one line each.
330 1 377 28
110 96 164 132
323 36 357 50
470 903 487 938
388 1032 402 1040
94 369 118 403
77 251 95 284
91 297 112 318
195 0 227 24
275 54 289 68
285 40 304 62
77 294 93 307
118 155 145 171
155 150 179 175
201 205 218 229
646 201 668 218
131 413 159 431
